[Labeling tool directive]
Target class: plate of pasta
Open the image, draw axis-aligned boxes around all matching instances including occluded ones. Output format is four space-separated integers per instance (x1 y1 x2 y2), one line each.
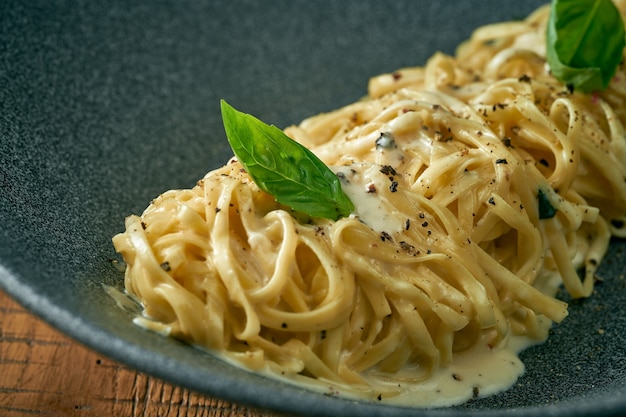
2 0 626 416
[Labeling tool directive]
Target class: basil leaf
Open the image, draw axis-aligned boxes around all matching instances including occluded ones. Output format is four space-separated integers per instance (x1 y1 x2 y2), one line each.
537 189 557 219
546 0 625 93
220 100 354 220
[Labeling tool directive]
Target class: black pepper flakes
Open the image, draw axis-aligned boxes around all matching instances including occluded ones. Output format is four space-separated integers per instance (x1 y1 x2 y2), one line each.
389 181 398 192
405 219 411 230
160 261 171 272
380 165 397 176
380 231 393 242
502 137 514 148
488 197 496 205
496 158 508 164
400 241 416 255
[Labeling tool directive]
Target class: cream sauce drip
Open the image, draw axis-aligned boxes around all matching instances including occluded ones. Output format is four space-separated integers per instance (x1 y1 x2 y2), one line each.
333 163 406 235
217 320 551 408
371 326 549 407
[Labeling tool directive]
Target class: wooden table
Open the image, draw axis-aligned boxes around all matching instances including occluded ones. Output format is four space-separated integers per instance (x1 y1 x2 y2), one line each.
0 290 276 417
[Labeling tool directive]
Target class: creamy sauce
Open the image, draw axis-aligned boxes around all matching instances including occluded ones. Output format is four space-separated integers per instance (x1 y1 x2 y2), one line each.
216 321 550 408
372 327 549 407
103 284 141 313
104 284 172 336
107 261 556 408
333 163 406 235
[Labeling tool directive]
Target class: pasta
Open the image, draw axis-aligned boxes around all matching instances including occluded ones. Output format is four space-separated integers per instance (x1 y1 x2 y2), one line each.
112 3 626 407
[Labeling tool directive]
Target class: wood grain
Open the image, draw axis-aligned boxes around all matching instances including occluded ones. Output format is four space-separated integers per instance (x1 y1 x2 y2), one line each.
0 290 277 417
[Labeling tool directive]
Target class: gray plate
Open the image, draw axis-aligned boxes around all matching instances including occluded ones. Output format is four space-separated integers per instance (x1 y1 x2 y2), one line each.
2 1 625 416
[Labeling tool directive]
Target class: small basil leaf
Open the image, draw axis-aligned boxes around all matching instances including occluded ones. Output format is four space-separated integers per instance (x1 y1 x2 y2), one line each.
546 0 625 92
220 100 355 220
537 189 557 219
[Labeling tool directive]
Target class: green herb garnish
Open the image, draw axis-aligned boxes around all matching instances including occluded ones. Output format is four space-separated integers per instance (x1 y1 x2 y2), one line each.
546 0 625 93
220 100 354 220
537 189 557 219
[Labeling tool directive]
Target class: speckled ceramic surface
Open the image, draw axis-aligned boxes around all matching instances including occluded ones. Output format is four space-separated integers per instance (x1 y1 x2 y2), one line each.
1 1 625 416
